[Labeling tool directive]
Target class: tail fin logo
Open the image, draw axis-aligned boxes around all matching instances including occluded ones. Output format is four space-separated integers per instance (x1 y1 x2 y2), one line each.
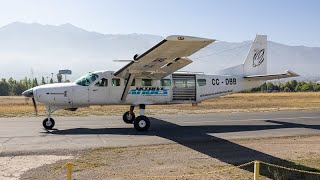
253 49 265 67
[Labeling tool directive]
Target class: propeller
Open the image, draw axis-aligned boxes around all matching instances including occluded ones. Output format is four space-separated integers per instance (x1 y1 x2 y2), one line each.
31 97 38 116
22 88 38 116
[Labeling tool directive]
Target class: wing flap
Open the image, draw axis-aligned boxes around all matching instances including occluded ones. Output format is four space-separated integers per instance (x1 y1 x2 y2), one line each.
244 70 299 81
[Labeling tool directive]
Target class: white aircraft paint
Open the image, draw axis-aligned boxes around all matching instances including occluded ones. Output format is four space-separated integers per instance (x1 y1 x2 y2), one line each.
22 35 298 131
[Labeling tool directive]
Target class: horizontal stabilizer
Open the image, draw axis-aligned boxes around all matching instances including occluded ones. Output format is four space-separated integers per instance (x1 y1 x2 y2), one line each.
244 70 299 81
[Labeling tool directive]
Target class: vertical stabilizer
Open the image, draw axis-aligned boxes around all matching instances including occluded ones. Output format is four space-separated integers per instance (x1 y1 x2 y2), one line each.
243 35 267 76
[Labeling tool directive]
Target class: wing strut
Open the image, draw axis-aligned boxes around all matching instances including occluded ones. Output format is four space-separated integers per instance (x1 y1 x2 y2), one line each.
121 73 135 102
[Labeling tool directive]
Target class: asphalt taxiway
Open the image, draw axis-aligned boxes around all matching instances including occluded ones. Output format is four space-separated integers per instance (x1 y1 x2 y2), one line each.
0 110 319 155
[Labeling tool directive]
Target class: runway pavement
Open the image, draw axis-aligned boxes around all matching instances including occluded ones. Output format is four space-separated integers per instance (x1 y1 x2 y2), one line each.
0 110 319 155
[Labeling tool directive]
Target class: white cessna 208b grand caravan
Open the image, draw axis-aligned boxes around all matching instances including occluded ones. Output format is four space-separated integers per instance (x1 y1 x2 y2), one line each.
22 35 298 131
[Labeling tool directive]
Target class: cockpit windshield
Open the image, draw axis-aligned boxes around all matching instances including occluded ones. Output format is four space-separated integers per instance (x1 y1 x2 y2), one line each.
75 73 99 86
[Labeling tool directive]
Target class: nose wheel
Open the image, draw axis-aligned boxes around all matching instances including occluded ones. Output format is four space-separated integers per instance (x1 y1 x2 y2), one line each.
43 106 56 130
43 118 55 129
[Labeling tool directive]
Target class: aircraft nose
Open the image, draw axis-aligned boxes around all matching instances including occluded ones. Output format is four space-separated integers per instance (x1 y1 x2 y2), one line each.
22 88 34 97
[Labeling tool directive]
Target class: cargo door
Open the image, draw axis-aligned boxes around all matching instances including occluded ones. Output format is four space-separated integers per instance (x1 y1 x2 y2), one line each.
172 74 196 101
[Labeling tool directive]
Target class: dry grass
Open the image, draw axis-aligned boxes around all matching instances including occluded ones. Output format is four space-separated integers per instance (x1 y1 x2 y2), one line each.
1 92 320 118
23 135 320 180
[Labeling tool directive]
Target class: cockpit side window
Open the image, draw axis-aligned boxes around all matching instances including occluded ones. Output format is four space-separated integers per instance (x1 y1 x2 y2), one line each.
75 73 99 86
95 78 108 87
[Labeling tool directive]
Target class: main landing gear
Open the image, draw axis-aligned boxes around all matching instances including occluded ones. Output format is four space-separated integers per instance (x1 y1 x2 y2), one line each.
43 107 55 130
122 104 150 131
41 105 150 131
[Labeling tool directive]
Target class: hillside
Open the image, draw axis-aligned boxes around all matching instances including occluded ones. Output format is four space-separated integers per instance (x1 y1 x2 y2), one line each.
0 22 319 81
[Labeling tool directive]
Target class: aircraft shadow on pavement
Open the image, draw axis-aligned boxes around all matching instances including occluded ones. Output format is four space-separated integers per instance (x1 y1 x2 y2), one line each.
48 118 320 179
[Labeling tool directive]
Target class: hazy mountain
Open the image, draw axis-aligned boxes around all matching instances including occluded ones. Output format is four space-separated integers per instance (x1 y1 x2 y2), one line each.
0 22 319 81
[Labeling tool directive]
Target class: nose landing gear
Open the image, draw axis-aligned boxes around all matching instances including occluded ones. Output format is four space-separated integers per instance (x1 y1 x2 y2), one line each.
43 107 56 130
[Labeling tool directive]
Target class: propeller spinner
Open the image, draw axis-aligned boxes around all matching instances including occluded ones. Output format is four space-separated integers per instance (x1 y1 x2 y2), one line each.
22 88 38 115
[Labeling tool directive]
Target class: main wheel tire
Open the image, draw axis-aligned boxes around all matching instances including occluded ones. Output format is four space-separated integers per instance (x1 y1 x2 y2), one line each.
134 116 150 131
123 111 135 124
43 118 55 129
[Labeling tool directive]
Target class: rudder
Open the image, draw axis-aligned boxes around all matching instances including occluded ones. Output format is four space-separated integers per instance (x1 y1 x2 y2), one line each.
243 35 267 76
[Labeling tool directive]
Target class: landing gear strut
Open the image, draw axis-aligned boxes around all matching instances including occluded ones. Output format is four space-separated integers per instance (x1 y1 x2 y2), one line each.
133 104 150 131
43 107 55 130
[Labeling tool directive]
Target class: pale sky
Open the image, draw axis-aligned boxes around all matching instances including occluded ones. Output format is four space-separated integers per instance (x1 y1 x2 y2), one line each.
0 0 319 47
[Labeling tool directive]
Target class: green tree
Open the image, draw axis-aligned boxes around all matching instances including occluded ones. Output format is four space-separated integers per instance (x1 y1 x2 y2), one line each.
7 77 15 95
290 80 298 90
266 82 275 91
301 84 310 92
260 83 267 92
32 78 38 87
284 81 291 91
28 78 32 89
307 82 314 91
284 87 290 92
50 78 54 84
0 79 10 96
41 77 46 85
21 77 28 89
314 84 320 91
12 83 27 95
294 86 301 92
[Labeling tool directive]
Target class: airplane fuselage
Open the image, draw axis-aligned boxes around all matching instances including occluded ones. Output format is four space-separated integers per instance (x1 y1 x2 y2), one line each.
32 70 265 110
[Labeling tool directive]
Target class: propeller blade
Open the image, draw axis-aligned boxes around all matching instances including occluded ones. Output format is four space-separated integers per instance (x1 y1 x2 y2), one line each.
24 97 29 105
32 97 38 116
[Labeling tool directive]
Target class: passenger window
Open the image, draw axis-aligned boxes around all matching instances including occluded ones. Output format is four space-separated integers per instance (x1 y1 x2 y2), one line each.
142 79 152 86
112 79 121 86
124 79 135 86
95 78 108 87
197 79 206 86
161 79 171 86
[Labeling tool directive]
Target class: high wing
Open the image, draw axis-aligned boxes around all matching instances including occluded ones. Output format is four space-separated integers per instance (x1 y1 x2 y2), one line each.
114 35 215 79
244 70 299 81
